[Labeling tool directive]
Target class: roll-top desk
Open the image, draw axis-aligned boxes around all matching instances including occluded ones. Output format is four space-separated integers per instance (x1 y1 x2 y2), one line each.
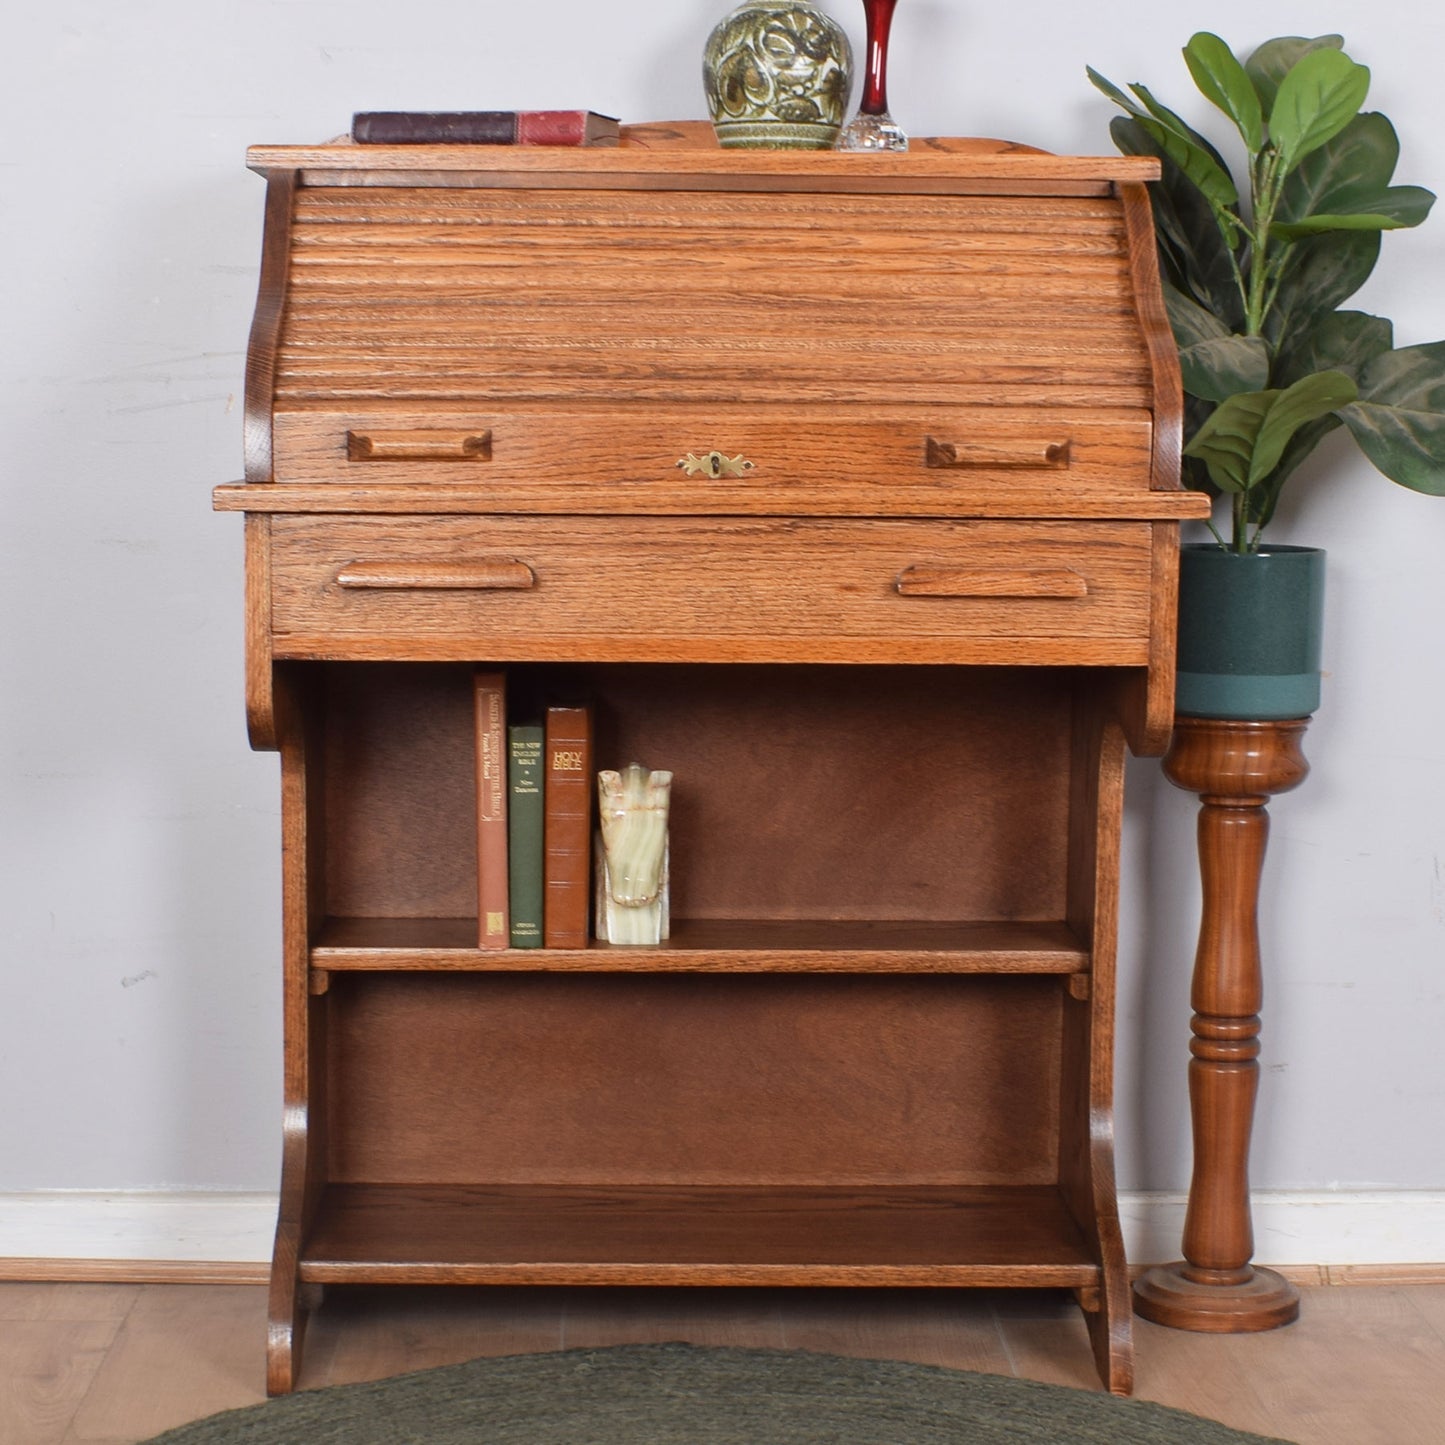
216 126 1209 1395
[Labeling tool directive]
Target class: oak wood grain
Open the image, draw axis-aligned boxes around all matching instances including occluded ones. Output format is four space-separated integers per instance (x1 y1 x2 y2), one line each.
323 973 1065 1187
310 916 1090 973
242 171 295 484
297 1185 1099 1287
246 140 1159 186
267 516 1154 666
333 557 535 591
1058 711 1132 1393
243 515 275 750
215 479 1211 521
346 429 490 461
318 663 1074 926
222 136 1192 1395
270 407 1156 503
267 670 329 1395
272 187 1151 413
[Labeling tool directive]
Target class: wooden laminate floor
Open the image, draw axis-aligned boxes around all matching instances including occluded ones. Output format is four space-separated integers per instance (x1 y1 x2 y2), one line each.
4 1281 1444 1444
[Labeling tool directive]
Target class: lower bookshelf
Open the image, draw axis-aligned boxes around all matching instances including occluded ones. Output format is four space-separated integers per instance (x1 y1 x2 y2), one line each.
296 1183 1101 1287
267 659 1134 1394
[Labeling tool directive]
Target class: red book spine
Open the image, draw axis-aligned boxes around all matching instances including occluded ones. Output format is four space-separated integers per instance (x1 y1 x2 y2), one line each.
516 110 603 145
474 671 509 949
543 704 593 948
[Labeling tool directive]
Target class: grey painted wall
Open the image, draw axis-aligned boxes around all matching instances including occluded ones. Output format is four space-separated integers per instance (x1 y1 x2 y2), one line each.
3 1 1442 1196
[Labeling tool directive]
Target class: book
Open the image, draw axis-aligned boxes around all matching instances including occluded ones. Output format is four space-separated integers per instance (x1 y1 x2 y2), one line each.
507 722 545 949
474 671 508 949
351 110 621 146
543 703 594 948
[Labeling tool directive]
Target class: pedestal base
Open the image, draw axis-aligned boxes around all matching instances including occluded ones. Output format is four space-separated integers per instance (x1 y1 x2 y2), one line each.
1133 1262 1300 1333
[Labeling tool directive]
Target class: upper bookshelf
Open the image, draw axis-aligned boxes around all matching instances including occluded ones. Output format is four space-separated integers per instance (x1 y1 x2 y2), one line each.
311 915 1092 975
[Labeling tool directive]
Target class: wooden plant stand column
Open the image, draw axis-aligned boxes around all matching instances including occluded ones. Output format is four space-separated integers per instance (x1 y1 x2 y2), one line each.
1133 716 1309 1332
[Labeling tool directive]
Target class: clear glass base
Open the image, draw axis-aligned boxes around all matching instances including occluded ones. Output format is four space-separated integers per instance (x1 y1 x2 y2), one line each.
835 110 909 151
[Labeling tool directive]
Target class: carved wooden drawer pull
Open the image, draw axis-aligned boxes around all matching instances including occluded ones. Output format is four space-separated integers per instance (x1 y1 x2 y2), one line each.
334 558 536 591
925 436 1071 469
896 565 1088 599
347 430 492 462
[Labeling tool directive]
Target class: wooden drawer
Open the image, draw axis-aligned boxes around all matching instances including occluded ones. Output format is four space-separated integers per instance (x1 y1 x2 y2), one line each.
269 516 1153 665
270 407 1154 517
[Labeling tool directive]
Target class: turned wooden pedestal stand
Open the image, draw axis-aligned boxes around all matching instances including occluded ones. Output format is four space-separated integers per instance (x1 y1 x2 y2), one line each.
1133 716 1309 1332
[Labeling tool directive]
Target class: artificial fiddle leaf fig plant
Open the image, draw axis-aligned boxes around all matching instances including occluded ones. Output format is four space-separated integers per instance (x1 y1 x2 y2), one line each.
1089 33 1445 552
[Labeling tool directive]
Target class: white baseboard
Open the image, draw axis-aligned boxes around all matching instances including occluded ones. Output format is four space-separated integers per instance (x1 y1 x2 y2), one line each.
0 1191 275 1264
1119 1190 1445 1269
1 1189 1442 1271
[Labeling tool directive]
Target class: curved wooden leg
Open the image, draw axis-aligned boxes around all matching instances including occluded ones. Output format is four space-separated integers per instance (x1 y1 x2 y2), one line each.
266 671 326 1393
266 1210 302 1395
1134 717 1308 1333
1077 1209 1134 1395
1064 714 1132 1393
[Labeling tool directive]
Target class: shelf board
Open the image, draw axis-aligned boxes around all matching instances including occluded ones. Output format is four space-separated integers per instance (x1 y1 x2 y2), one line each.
298 1183 1099 1288
214 480 1212 521
312 916 1089 974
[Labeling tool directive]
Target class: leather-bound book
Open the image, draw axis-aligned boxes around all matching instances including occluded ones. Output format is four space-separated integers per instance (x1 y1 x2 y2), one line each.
507 722 545 949
543 703 593 947
352 111 620 146
474 671 508 949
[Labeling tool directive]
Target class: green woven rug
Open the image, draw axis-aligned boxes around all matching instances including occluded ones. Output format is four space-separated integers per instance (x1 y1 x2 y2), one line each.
144 1342 1294 1444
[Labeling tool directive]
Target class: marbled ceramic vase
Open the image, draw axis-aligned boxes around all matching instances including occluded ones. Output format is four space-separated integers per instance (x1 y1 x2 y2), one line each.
595 764 673 946
703 0 853 149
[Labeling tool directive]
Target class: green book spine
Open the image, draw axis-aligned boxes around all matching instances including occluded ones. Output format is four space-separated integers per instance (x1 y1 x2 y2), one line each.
507 723 545 948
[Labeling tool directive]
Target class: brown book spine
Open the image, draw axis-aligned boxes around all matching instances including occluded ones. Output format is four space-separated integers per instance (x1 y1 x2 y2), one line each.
352 111 517 144
474 671 508 949
543 703 593 948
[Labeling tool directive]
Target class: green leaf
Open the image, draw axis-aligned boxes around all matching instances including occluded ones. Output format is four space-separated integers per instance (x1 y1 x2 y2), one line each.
1110 117 1246 329
1088 66 1239 206
1269 48 1371 171
1266 229 1381 346
1338 342 1445 493
1252 371 1359 480
1278 112 1399 210
1273 309 1393 388
1180 336 1274 402
1244 34 1344 116
1163 286 1271 400
1272 112 1434 239
1273 201 1434 237
1256 306 1388 526
1184 371 1359 492
1184 393 1276 492
1162 282 1232 348
1248 415 1343 529
1184 32 1265 150
1128 81 1237 175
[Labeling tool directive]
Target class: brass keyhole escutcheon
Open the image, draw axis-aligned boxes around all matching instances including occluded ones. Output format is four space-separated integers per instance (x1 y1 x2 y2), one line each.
676 450 757 479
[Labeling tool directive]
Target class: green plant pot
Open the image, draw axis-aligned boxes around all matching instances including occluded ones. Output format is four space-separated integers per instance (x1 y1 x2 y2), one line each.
1175 543 1326 720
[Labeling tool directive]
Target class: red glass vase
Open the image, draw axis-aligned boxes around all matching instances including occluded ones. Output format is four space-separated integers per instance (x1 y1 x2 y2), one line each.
837 0 907 150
